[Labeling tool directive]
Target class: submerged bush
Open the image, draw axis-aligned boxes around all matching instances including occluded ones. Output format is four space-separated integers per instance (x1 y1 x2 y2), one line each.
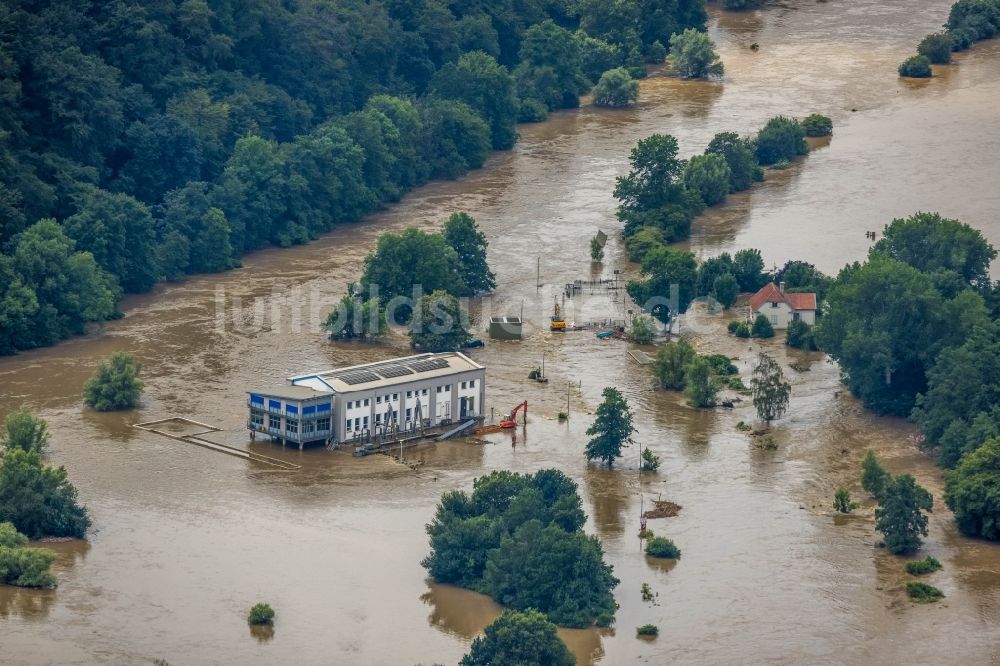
0 523 57 588
800 113 833 137
906 581 944 603
918 32 953 64
906 556 942 575
751 314 774 338
785 319 816 350
593 68 639 108
734 322 751 338
248 602 275 625
636 624 659 636
833 487 858 513
83 351 144 411
899 55 932 78
644 536 681 559
755 116 808 166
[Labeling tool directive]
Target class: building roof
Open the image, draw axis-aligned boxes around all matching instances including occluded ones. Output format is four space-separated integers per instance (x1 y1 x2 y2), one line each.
749 283 817 312
248 385 332 400
287 352 484 394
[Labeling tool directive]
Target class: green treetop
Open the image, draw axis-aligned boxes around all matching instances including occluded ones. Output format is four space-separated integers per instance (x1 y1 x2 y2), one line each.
83 351 144 411
461 609 575 666
585 387 636 466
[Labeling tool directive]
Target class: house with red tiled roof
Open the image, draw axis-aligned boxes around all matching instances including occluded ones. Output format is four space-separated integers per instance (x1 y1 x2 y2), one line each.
748 282 817 329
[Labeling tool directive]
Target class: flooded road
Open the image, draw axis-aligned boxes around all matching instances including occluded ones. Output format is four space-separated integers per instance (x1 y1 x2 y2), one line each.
3 1 1000 664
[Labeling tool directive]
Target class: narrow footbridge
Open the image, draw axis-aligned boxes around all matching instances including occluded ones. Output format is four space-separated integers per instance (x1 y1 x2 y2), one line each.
133 417 300 471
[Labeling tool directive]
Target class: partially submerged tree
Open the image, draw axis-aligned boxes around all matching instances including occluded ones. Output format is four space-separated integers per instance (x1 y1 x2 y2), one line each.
83 351 144 411
833 487 857 513
423 469 617 628
875 474 933 555
652 339 696 390
593 67 639 108
861 449 892 500
668 29 724 78
755 116 808 166
750 352 790 424
0 522 57 588
1 408 49 453
630 315 655 344
683 357 717 408
640 447 661 471
590 236 605 262
0 449 90 538
409 290 471 352
945 437 1000 540
443 212 496 295
585 387 636 466
683 153 731 206
751 313 775 338
322 293 388 341
899 55 932 78
461 609 575 666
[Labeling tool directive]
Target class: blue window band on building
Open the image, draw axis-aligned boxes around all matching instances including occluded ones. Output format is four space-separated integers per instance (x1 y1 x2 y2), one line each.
269 399 281 410
317 403 331 412
303 405 316 415
286 404 299 415
250 394 264 405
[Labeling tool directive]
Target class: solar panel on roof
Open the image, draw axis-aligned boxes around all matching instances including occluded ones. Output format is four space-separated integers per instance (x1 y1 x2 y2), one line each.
408 358 449 373
376 365 413 379
335 370 381 385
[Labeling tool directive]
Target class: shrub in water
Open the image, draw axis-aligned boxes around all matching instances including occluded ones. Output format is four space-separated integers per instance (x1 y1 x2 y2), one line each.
918 32 953 64
644 536 681 559
800 114 833 137
906 581 944 603
637 624 659 637
833 487 858 513
248 602 275 625
899 55 932 78
906 556 942 575
751 314 774 338
734 322 751 338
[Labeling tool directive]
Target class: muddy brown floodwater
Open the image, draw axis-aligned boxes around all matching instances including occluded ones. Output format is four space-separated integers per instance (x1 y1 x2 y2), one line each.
3 1 1000 664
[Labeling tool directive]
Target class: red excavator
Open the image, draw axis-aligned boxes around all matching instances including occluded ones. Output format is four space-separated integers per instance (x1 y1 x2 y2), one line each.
500 401 528 429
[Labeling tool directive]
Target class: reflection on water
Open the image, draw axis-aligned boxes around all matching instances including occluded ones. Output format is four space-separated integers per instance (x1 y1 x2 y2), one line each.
584 466 632 539
1 0 1000 663
249 623 275 643
421 583 502 640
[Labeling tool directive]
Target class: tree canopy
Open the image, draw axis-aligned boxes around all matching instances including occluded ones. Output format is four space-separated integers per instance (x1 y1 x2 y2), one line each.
875 474 933 555
443 212 496 294
592 68 640 108
83 351 144 411
461 609 575 666
750 352 790 423
0 0 713 354
585 387 636 466
409 290 472 352
0 448 90 539
945 436 1000 540
668 29 724 78
422 469 618 628
1 408 49 453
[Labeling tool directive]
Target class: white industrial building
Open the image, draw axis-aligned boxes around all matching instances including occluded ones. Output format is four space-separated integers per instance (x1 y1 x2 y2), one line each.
247 352 485 448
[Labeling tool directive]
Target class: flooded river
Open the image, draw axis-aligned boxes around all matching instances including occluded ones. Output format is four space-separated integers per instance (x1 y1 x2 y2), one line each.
3 1 1000 664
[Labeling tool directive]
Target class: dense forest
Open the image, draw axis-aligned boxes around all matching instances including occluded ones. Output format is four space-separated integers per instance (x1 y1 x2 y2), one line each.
0 0 711 354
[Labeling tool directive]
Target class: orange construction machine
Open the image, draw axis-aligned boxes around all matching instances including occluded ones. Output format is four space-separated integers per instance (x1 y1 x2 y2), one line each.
500 401 528 429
